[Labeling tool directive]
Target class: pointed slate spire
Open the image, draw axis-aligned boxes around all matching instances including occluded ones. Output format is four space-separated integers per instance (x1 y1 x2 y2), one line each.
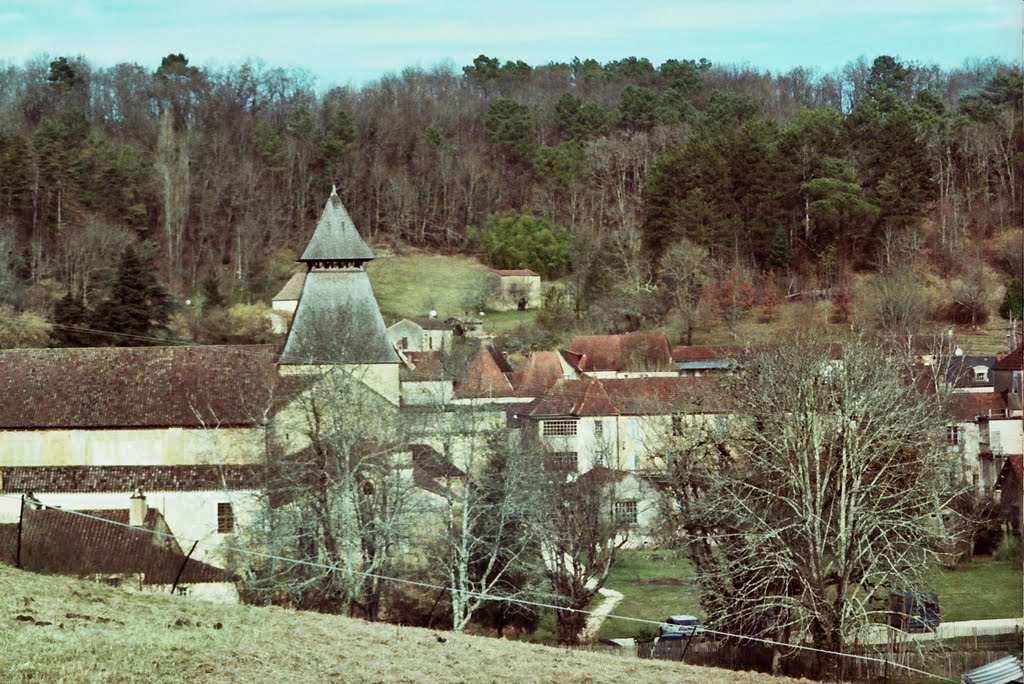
299 188 374 267
279 190 399 367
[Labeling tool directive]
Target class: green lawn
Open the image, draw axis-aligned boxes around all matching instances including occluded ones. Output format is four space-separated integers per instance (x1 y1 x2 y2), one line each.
929 556 1023 622
590 552 1020 643
366 252 492 323
596 550 702 640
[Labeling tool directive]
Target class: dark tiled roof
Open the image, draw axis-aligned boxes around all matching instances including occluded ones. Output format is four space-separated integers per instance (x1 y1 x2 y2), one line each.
0 345 300 429
492 269 539 277
15 507 231 584
410 317 451 331
996 455 1023 490
272 272 306 302
279 269 401 366
948 392 1009 421
567 334 675 373
0 465 263 494
944 356 998 387
994 348 1023 371
454 346 515 398
299 192 375 263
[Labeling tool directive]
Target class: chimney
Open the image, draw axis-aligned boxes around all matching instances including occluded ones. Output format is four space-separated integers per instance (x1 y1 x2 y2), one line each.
129 488 147 527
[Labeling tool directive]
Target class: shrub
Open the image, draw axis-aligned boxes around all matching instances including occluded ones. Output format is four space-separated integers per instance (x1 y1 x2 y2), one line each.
474 211 571 279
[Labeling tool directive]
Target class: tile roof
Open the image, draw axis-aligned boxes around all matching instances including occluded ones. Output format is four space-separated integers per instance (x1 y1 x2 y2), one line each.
401 352 453 382
513 351 564 397
948 392 1009 421
299 191 375 263
272 272 306 302
454 346 515 398
410 317 452 331
278 269 401 366
0 345 302 429
670 345 743 363
526 376 729 417
566 334 675 373
13 507 232 584
993 348 1023 371
995 455 1023 491
492 269 539 277
0 465 263 494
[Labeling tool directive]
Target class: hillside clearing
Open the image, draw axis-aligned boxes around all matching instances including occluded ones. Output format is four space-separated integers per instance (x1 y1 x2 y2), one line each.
0 566 806 684
366 253 492 323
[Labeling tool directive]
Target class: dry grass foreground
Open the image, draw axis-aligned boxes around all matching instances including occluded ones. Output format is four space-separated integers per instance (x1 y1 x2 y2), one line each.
0 565 811 684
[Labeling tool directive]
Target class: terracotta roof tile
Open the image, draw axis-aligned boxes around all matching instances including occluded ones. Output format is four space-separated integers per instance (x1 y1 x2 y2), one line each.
567 334 675 373
513 351 564 397
948 392 1009 421
454 346 515 398
0 345 303 429
401 352 453 382
0 465 263 494
996 455 1023 490
492 269 539 277
671 345 743 363
994 348 1023 371
527 376 728 417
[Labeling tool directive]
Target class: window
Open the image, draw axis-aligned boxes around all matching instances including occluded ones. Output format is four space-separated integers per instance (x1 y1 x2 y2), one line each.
973 367 988 383
217 502 234 534
546 452 578 472
946 426 961 446
428 336 433 350
671 415 683 437
594 420 604 439
399 337 408 350
543 419 577 436
613 500 638 526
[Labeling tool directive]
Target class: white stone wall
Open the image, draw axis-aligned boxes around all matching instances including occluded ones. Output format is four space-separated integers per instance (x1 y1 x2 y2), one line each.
0 427 266 467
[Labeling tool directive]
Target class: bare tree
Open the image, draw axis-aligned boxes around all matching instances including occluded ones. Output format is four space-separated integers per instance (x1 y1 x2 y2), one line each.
660 334 962 677
429 413 543 633
660 238 713 345
537 462 629 645
240 366 416 620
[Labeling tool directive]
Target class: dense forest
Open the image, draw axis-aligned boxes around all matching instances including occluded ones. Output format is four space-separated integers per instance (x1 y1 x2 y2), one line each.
0 52 1020 346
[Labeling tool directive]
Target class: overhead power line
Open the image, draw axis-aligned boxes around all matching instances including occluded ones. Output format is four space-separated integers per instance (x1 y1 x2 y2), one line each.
0 494 955 682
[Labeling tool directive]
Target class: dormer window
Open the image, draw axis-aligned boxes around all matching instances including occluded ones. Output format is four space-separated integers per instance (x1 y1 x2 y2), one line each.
973 366 989 383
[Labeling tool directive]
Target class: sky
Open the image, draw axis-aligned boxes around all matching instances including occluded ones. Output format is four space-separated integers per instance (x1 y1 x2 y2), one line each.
1 1 1021 90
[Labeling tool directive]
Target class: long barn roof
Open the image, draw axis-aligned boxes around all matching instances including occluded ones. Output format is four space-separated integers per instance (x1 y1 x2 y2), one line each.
0 345 304 429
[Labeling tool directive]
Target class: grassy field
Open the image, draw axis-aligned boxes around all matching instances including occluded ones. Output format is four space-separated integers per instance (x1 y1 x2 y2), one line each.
365 252 492 323
0 565 808 684
596 550 703 640
929 555 1023 622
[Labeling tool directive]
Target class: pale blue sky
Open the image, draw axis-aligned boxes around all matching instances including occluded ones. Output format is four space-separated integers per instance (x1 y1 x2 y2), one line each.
2 1 1021 89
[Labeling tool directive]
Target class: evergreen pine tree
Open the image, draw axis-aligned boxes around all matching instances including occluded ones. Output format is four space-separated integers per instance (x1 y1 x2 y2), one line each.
767 228 793 270
53 292 92 346
90 246 171 345
1000 278 1023 320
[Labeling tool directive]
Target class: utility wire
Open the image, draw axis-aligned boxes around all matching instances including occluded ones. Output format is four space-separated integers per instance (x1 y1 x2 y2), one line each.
0 494 956 682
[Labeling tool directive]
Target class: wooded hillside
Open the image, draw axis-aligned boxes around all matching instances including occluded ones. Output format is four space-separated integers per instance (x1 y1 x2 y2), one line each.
0 53 1020 344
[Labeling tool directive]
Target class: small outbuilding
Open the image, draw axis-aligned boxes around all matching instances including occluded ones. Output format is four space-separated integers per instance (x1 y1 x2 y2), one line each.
387 317 453 352
487 269 541 311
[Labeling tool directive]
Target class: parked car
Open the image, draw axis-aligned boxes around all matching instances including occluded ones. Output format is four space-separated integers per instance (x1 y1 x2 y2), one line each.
888 590 940 632
658 614 702 638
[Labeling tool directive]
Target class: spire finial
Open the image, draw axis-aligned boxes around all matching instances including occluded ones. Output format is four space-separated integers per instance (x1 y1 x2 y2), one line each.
330 184 338 197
